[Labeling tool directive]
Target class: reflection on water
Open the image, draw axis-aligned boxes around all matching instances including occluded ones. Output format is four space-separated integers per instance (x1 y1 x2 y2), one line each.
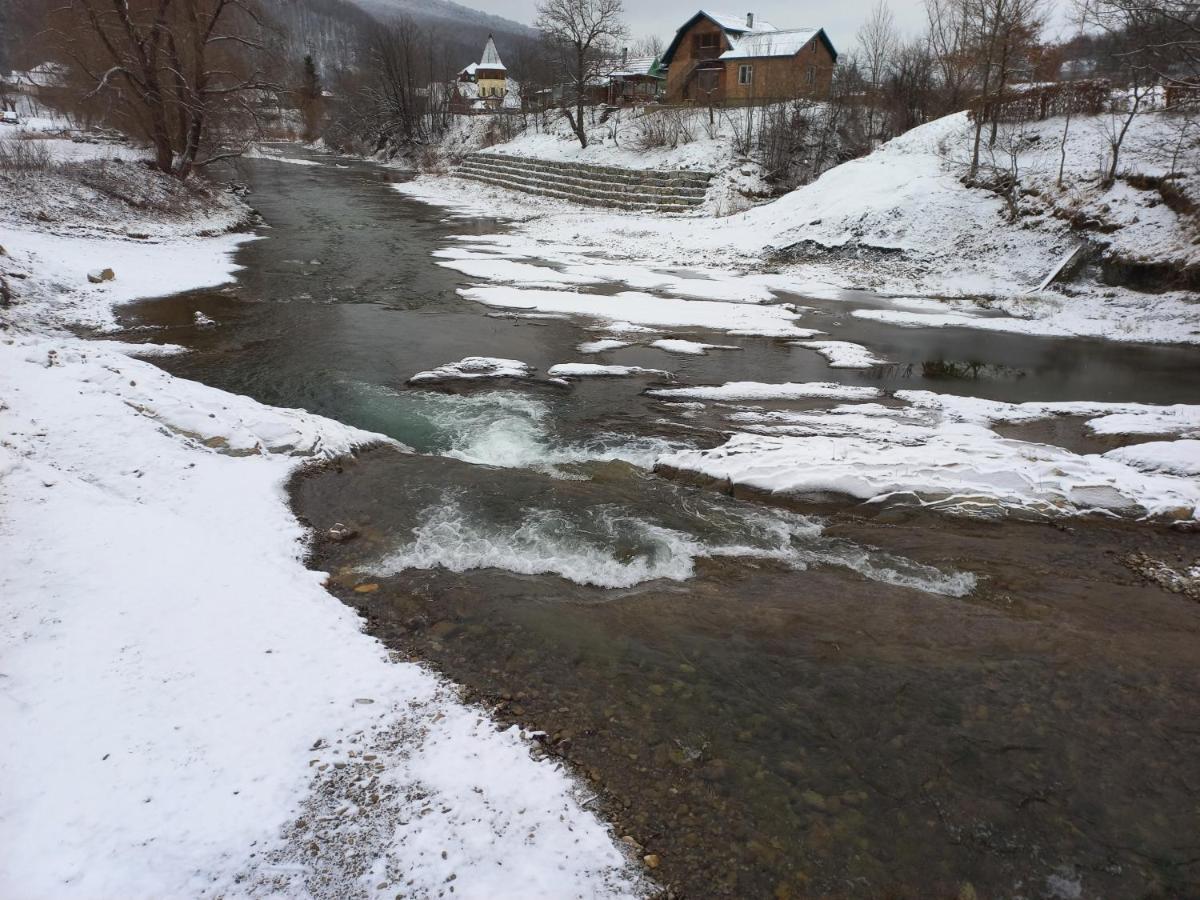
921 358 1027 380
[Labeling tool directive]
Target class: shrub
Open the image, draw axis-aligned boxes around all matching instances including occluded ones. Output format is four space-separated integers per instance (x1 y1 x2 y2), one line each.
0 138 55 172
631 108 695 151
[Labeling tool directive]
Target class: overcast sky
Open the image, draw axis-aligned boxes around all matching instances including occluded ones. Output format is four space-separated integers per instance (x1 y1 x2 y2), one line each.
487 0 937 55
486 0 1071 54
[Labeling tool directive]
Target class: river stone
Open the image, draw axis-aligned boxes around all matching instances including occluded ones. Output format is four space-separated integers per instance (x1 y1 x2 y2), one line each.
643 853 660 869
87 268 115 283
801 789 827 811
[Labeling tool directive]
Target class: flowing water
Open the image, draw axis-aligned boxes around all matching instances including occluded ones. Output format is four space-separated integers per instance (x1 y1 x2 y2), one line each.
116 153 1200 899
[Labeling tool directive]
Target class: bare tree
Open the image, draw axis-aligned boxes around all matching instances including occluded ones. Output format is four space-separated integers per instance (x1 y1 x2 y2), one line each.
963 0 1047 178
1100 74 1146 185
857 0 899 145
1077 0 1190 186
925 0 979 115
886 38 939 134
1081 0 1200 89
535 0 626 148
630 34 665 59
48 0 273 179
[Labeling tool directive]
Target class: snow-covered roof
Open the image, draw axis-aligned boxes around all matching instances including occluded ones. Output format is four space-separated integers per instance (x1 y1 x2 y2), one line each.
480 35 506 71
720 28 820 59
662 10 830 66
609 56 660 78
459 62 478 76
702 10 780 32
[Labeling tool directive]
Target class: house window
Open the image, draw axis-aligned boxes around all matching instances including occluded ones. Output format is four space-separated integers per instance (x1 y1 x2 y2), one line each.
699 33 718 48
806 66 816 85
738 64 753 85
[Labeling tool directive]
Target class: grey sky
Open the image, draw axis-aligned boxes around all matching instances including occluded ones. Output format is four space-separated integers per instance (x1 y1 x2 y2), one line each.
486 0 936 56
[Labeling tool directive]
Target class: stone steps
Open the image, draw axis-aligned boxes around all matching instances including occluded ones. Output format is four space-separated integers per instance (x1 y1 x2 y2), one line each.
463 155 711 196
453 152 714 213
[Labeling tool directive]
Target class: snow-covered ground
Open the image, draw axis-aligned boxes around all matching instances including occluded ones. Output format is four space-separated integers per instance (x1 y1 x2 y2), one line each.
0 133 644 898
397 107 1200 346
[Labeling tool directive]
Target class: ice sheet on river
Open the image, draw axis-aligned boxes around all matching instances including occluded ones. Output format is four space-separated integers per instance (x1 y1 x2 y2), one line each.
655 394 1200 521
458 286 821 337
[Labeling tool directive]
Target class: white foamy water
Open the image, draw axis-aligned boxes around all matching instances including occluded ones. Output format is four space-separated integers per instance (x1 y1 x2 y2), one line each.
363 496 976 595
413 390 688 473
367 502 701 589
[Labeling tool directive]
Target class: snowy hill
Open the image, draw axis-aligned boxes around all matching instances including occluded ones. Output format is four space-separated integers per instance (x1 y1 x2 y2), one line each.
349 0 535 39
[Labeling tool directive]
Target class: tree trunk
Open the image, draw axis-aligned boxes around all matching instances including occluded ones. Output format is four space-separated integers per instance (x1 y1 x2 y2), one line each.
1105 87 1141 187
969 0 1004 179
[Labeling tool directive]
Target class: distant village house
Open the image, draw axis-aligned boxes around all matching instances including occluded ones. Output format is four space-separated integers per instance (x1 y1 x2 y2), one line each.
452 35 518 113
661 11 837 104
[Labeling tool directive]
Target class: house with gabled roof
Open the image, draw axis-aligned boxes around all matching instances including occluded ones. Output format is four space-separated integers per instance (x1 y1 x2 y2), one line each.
660 11 837 104
453 35 518 112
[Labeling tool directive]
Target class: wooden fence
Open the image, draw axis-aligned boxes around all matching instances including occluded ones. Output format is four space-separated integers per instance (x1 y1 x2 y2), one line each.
968 79 1110 123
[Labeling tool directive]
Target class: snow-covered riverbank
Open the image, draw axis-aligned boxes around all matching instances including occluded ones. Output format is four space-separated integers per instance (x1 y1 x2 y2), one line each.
0 145 643 898
397 109 1200 347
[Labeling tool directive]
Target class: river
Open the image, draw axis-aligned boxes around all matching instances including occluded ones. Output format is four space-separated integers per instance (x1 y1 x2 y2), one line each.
115 153 1200 899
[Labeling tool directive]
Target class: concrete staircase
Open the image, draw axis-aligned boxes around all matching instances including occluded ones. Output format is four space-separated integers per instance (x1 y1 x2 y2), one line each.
454 152 714 213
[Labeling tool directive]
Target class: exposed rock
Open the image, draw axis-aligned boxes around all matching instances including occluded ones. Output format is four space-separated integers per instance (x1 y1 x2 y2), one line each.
327 522 358 543
643 853 660 869
87 268 115 284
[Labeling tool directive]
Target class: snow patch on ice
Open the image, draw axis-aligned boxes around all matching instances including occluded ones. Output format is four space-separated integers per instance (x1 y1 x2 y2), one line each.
649 381 882 402
578 339 633 353
792 340 889 369
458 285 813 337
656 392 1200 521
408 356 534 384
548 363 672 378
1104 440 1200 476
650 339 741 355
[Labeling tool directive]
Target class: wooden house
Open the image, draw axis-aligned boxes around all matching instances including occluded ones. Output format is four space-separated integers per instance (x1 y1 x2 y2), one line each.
660 11 837 104
606 53 665 105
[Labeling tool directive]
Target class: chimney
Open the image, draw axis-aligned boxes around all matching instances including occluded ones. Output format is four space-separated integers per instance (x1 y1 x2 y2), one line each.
746 12 754 28
621 47 628 66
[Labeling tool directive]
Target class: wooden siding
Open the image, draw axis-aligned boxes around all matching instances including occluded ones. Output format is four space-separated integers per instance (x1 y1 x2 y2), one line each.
664 18 835 103
664 19 731 102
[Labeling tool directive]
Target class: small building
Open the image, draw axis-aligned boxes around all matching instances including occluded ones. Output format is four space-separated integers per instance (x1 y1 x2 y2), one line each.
606 52 666 105
453 35 519 112
660 11 837 104
457 35 508 102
